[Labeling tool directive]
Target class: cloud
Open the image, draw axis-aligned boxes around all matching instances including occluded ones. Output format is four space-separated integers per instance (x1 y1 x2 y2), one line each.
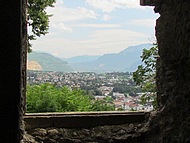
31 0 155 58
77 29 147 55
47 6 98 23
85 0 142 13
71 23 120 28
31 29 148 58
46 2 99 33
52 23 73 32
129 19 156 27
90 29 146 43
55 0 64 6
103 14 111 21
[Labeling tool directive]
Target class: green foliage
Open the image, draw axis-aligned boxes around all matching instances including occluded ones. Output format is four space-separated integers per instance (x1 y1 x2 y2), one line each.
130 108 137 111
117 108 124 111
91 100 115 111
26 83 115 113
27 83 59 112
91 96 115 111
27 0 56 52
113 85 141 96
133 43 158 109
133 44 157 86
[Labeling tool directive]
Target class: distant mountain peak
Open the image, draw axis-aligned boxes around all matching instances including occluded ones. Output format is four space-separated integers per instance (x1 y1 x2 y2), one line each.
119 43 151 55
67 43 153 72
28 44 153 73
28 51 73 72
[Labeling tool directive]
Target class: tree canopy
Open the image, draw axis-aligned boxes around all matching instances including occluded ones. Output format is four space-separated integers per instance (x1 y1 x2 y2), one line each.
27 0 56 52
133 43 158 108
26 83 115 113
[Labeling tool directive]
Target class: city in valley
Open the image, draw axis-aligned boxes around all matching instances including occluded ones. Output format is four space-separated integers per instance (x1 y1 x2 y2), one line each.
27 71 154 111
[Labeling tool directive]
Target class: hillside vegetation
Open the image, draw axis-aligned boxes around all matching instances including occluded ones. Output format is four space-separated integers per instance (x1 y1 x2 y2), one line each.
28 52 73 72
27 83 115 113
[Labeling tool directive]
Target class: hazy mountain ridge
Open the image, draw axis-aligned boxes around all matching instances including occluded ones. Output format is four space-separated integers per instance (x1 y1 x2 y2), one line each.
67 55 101 64
27 44 152 72
69 44 152 72
28 52 73 72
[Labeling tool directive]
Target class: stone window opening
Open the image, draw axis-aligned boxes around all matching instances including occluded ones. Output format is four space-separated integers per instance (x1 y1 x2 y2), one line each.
25 2 158 114
7 0 190 142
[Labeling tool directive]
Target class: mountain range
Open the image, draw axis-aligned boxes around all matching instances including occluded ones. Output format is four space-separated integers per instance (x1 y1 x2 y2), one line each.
68 44 152 72
27 44 152 72
27 52 73 72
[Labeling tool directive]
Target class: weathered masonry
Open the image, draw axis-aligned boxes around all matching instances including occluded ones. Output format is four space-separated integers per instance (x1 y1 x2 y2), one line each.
0 0 190 142
0 0 27 142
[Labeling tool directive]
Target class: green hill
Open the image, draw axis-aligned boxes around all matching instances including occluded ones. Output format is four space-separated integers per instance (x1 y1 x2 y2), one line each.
28 52 73 72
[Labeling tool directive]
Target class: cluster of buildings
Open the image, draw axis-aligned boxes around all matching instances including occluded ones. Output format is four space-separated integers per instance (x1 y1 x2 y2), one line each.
27 71 154 111
95 90 154 111
27 71 133 88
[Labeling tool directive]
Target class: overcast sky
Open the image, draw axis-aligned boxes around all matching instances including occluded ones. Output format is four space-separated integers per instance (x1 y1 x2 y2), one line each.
30 0 159 58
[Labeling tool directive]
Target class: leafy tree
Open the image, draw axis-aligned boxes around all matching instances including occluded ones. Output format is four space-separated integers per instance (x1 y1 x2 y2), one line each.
27 0 56 52
113 85 141 95
26 83 115 113
91 100 115 111
27 83 59 112
27 83 92 112
91 96 115 111
133 43 158 109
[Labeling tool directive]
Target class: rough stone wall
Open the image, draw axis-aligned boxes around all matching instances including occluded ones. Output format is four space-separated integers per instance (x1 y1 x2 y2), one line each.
23 0 190 142
23 122 147 143
0 0 25 142
140 0 190 142
2 0 188 142
21 0 28 141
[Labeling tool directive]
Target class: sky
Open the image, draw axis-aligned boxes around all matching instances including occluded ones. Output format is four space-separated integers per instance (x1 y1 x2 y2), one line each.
30 0 159 58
